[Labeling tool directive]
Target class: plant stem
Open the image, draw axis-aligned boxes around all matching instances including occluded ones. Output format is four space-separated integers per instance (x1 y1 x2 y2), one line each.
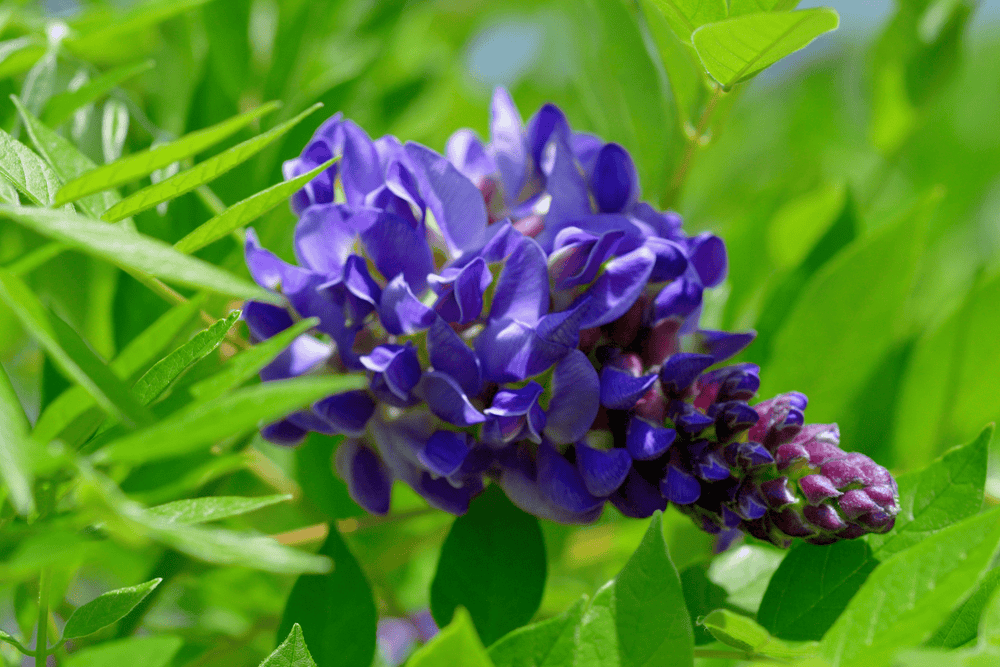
665 84 725 208
693 648 780 662
35 569 52 666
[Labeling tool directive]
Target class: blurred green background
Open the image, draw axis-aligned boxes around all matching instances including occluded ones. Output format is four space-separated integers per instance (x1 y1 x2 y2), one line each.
1 0 999 664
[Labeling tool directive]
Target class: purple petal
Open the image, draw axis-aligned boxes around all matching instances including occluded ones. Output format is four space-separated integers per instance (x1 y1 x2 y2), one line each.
336 440 393 514
489 235 549 326
576 443 632 497
259 335 331 381
260 418 308 446
610 469 668 518
418 430 471 477
693 330 757 364
687 233 727 288
427 316 482 396
538 441 604 514
696 452 731 481
803 504 847 532
539 136 590 232
446 128 496 181
589 143 638 213
340 120 383 206
312 391 377 436
653 278 703 323
354 208 435 292
293 204 354 276
667 400 714 435
775 443 810 470
625 417 676 461
549 228 625 290
405 141 489 257
645 237 689 282
243 300 294 340
486 381 544 417
475 317 571 383
736 488 767 520
660 465 701 504
245 228 311 293
489 87 528 202
838 489 879 520
380 275 436 335
415 472 483 515
599 366 658 410
544 349 600 445
430 257 492 325
360 344 421 400
496 446 603 524
759 477 797 507
418 371 486 426
799 474 842 504
659 353 716 396
578 246 656 328
526 103 570 169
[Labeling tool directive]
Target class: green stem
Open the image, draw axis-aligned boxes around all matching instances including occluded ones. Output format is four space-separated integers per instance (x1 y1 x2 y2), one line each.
35 569 52 666
665 85 725 208
0 633 33 656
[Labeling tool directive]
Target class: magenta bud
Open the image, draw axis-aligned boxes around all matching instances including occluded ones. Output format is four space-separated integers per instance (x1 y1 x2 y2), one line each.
759 477 797 508
803 504 847 532
799 474 841 504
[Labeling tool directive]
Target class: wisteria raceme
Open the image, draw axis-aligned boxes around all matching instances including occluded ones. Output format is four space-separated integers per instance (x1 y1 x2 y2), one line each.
243 88 899 547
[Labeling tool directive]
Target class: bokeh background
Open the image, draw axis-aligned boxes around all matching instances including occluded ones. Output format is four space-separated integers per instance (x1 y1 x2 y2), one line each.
1 0 999 664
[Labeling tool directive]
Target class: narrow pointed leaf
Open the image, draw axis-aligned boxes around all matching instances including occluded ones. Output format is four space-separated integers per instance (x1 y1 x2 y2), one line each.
0 268 152 427
278 526 377 667
489 597 587 667
12 94 120 217
189 318 318 402
102 103 322 221
927 568 1000 649
409 608 495 667
821 509 1000 667
42 61 154 128
175 157 338 253
0 205 276 303
33 298 203 444
692 9 839 89
0 126 63 206
868 425 991 559
54 100 281 205
701 609 819 658
431 486 547 646
0 364 34 514
130 310 240 406
63 636 183 667
146 494 292 525
62 579 161 639
261 625 317 667
95 374 366 464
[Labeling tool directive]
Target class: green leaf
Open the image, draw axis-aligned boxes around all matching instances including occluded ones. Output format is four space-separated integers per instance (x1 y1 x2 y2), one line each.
575 511 694 667
66 0 214 62
261 624 317 667
293 433 363 520
0 363 34 514
130 310 240 406
42 61 154 128
0 126 64 206
758 541 878 641
679 563 729 645
12 94 121 219
821 509 1000 667
489 597 588 667
102 103 323 221
868 425 992 559
0 268 152 427
700 609 819 658
101 99 130 164
174 157 337 254
767 182 847 269
32 298 202 444
707 544 785 613
54 100 281 206
729 0 801 17
63 635 183 667
0 205 275 303
409 608 495 667
95 374 366 464
646 0 727 42
431 485 547 646
62 578 161 639
188 318 318 402
146 494 292 525
692 9 840 89
278 525 376 667
927 569 1000 649
758 192 931 429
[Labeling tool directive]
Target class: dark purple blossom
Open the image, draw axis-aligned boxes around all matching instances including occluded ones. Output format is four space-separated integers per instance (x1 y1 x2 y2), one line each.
242 88 899 547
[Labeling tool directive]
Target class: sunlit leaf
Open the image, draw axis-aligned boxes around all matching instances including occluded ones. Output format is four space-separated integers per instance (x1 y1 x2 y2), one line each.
62 579 161 639
102 103 322 221
692 9 839 89
0 268 152 427
261 625 317 667
54 100 281 205
174 157 337 254
0 205 276 303
646 0 727 43
94 374 366 464
146 494 291 525
868 425 991 559
821 509 1000 667
63 636 183 667
700 609 819 658
927 568 1000 649
489 597 587 667
0 126 64 206
409 608 494 667
42 61 154 128
279 525 377 667
0 363 34 515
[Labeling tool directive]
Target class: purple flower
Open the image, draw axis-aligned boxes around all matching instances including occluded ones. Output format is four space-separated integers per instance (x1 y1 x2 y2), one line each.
241 88 898 547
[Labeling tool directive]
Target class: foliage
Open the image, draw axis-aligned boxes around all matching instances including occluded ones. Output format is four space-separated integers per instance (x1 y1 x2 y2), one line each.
0 0 996 666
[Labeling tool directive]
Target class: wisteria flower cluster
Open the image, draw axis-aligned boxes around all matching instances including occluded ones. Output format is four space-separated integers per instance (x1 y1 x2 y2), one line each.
243 89 899 546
